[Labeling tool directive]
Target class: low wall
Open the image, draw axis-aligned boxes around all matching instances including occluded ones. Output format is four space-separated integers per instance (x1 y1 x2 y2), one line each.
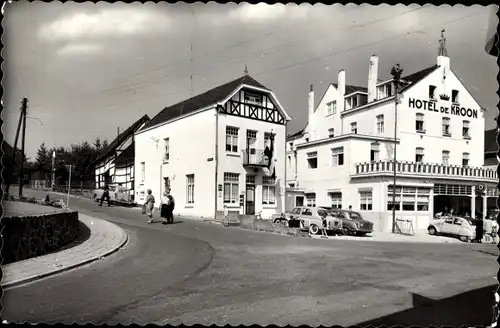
2 211 80 265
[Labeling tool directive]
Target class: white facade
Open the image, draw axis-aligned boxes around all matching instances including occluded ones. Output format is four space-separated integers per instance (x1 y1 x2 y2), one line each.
135 78 291 220
287 52 497 232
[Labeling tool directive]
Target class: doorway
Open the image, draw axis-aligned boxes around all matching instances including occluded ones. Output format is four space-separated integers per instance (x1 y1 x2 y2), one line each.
246 184 255 215
296 196 304 207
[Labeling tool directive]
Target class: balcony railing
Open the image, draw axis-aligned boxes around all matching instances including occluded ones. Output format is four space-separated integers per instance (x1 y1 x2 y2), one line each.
353 160 497 181
242 149 270 167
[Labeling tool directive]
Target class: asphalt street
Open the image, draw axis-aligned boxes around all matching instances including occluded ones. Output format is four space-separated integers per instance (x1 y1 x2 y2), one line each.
2 188 498 326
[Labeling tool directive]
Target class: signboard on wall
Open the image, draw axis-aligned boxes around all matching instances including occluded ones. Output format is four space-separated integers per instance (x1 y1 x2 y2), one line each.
408 97 478 119
239 194 244 207
218 184 222 191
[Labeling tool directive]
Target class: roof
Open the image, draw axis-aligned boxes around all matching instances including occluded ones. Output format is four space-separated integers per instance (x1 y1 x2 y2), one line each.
398 65 440 93
115 143 134 168
2 141 22 159
142 75 269 131
331 83 368 95
287 128 305 139
93 114 149 165
485 128 498 154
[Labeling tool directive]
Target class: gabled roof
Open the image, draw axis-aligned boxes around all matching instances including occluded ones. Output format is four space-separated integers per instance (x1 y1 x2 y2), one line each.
485 128 498 154
141 75 269 131
93 114 149 165
115 143 134 168
398 65 440 93
331 83 368 95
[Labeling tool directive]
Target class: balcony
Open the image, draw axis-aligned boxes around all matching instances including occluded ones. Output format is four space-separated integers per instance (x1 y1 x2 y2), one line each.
352 160 497 182
242 149 269 168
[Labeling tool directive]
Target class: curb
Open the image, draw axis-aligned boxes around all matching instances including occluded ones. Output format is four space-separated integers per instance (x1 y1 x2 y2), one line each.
2 216 128 289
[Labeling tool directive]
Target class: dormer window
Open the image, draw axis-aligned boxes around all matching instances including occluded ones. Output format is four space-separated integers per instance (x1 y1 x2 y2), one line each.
429 85 437 100
244 92 263 105
452 90 459 103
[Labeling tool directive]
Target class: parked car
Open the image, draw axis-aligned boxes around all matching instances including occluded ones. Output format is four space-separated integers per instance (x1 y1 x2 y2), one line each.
93 185 135 206
297 207 343 235
427 216 475 242
321 208 374 236
487 209 500 221
271 207 306 228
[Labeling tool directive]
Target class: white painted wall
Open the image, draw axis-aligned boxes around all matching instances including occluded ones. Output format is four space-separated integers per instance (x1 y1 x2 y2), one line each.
134 108 217 219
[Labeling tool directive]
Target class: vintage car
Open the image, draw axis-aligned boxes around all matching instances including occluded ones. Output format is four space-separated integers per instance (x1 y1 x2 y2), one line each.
93 185 136 206
321 208 374 236
428 216 475 242
271 207 305 228
294 207 343 235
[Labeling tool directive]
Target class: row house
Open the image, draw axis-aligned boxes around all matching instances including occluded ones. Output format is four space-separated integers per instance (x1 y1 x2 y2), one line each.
92 114 150 199
134 74 291 220
286 35 497 233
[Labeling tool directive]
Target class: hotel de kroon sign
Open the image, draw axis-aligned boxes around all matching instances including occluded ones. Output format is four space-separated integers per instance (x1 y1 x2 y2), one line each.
408 95 479 119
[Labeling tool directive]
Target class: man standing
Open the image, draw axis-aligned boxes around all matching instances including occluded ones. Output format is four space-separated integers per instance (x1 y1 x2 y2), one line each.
99 184 111 207
165 188 175 224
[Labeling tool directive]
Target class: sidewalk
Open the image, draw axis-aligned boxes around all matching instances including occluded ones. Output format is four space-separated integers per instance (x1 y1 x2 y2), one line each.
1 214 128 289
310 231 465 244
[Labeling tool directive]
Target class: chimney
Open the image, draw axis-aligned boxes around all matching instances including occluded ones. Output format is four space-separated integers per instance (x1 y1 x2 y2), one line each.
308 84 314 128
338 70 346 113
368 55 379 102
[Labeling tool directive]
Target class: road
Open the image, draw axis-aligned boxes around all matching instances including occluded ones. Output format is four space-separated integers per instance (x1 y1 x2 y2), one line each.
3 188 498 326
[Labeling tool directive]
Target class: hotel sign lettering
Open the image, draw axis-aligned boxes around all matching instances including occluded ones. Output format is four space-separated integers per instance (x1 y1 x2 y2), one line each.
408 98 478 119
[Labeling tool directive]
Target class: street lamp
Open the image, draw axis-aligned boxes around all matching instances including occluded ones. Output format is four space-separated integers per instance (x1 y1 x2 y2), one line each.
390 64 403 234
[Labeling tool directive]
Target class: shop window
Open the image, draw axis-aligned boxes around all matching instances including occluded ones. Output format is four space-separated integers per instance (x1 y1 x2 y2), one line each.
387 185 430 211
329 192 342 209
307 151 318 169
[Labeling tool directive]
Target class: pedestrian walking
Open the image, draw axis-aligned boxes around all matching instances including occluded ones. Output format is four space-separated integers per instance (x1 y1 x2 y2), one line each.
223 205 229 227
144 189 156 224
99 184 111 207
475 217 484 243
162 188 175 224
483 217 493 243
159 191 170 225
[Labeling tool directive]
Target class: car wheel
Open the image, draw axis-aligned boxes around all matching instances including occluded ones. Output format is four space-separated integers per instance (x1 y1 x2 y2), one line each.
273 219 281 224
428 226 437 235
342 227 351 236
309 224 320 235
459 235 469 242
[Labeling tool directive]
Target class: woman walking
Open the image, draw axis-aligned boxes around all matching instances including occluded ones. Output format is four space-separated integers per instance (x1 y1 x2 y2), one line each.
144 189 156 224
160 191 170 225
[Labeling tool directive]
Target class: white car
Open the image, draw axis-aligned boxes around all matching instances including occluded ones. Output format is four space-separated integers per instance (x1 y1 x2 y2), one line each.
428 216 475 242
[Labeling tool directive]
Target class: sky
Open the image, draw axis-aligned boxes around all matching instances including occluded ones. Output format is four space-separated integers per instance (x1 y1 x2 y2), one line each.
3 2 498 160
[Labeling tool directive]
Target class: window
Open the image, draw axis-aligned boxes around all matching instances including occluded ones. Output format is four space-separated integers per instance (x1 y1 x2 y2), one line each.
360 191 373 210
442 117 451 136
332 147 344 166
247 130 257 155
306 193 316 207
351 96 358 108
305 137 309 142
163 177 170 191
302 208 313 216
376 115 384 134
387 185 430 211
140 162 145 183
288 155 292 166
462 120 470 139
223 173 239 204
442 150 450 165
264 132 271 148
262 176 276 205
307 151 318 169
452 89 459 103
416 113 425 132
186 174 194 204
328 128 335 138
246 175 255 184
385 84 393 97
329 192 342 209
415 147 424 163
327 101 337 116
429 85 437 99
244 92 263 105
350 122 357 134
289 142 293 149
163 138 170 162
370 143 380 162
462 152 470 166
226 127 239 153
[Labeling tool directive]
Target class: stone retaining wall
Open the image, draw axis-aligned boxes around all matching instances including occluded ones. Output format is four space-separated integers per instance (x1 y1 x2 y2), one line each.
2 211 80 265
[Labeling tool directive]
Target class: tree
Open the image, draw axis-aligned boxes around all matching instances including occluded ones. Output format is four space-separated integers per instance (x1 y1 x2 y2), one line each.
102 139 109 150
93 137 102 151
35 142 50 167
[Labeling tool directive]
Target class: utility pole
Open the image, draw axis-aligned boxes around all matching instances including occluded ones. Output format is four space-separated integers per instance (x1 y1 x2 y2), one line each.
19 98 28 198
5 99 24 195
51 150 56 190
390 64 403 234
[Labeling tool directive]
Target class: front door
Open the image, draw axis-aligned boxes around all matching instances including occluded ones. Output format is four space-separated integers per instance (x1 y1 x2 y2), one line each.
296 196 304 207
246 184 255 215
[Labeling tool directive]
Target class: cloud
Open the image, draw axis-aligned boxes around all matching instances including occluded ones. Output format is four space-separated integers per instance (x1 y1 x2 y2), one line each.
56 43 102 56
227 3 309 23
38 8 171 42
